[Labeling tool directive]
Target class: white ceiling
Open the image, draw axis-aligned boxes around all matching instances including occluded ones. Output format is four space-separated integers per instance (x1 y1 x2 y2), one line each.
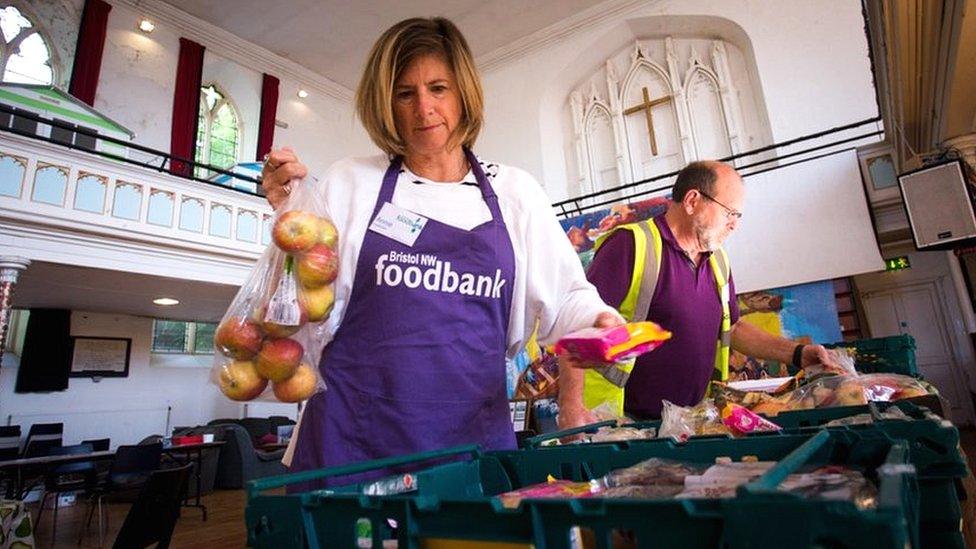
13 261 238 322
161 0 608 89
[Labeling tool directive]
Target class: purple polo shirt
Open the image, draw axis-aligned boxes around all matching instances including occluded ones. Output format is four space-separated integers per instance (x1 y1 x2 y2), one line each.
586 214 740 419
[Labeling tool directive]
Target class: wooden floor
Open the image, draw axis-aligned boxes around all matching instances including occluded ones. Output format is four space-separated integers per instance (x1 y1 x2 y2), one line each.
26 429 976 548
32 487 282 549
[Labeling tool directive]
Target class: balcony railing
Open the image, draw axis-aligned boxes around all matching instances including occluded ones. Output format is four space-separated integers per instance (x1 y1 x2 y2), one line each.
0 107 274 258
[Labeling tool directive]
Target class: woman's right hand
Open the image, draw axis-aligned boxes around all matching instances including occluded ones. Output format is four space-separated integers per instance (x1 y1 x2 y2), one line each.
261 147 308 210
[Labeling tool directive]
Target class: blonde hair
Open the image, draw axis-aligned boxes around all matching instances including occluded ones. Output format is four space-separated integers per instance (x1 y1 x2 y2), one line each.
355 17 484 156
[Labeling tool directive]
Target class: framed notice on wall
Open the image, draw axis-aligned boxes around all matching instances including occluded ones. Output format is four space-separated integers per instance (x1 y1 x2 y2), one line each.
69 337 131 378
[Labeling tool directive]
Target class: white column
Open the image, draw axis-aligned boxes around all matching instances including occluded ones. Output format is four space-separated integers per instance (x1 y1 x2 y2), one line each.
0 256 30 362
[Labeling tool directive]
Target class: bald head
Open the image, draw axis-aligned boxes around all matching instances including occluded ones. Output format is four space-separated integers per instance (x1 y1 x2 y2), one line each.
672 160 741 204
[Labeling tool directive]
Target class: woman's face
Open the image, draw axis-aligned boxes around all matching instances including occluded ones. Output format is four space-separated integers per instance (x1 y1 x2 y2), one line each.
393 54 462 157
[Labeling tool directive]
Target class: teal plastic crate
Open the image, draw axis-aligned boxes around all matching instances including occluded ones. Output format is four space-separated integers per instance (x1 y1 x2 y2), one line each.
919 529 965 549
247 430 920 548
825 334 918 377
522 401 955 452
522 401 968 548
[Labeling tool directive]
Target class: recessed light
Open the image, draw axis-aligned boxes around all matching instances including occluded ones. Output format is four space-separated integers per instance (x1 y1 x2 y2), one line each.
297 89 309 99
138 18 155 33
153 297 179 306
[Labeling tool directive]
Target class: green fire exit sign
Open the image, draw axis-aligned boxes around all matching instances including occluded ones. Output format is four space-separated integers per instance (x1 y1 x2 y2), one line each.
884 256 911 272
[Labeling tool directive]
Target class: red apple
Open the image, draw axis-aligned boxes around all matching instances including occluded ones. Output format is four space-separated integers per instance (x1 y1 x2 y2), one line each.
299 284 335 322
296 244 339 288
214 317 263 360
273 210 320 253
316 217 338 248
256 338 303 382
251 304 307 338
273 362 319 402
217 360 268 401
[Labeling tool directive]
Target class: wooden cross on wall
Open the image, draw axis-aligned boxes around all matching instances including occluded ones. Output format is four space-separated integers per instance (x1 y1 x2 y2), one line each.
623 87 672 156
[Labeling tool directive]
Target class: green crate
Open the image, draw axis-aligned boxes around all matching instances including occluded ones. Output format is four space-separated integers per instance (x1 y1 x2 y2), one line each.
247 430 920 548
825 334 918 377
522 401 968 549
523 401 953 450
919 529 965 549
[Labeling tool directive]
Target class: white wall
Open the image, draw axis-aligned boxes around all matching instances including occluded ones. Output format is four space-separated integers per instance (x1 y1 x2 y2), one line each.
96 3 180 152
273 79 376 181
477 0 879 201
0 311 290 449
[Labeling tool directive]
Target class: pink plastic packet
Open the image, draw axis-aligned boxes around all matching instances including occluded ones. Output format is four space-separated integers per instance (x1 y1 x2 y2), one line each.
554 321 672 363
497 476 603 509
721 403 782 436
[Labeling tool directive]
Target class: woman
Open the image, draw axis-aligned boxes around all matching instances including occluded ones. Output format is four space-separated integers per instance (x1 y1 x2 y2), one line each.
262 17 617 489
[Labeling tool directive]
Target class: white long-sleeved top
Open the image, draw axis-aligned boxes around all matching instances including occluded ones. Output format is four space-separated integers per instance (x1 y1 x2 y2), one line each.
306 153 616 355
282 154 616 467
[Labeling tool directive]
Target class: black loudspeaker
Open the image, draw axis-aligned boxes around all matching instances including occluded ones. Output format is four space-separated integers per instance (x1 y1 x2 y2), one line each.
899 159 976 250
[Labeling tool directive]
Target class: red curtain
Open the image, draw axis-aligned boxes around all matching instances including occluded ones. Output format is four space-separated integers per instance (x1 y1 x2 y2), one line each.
256 73 280 161
68 0 112 106
170 38 205 176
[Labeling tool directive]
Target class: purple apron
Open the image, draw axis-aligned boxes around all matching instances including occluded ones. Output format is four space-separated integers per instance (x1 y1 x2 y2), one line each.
288 150 516 491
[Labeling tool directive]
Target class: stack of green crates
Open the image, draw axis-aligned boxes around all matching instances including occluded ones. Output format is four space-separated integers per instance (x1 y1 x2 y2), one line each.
824 334 918 377
247 429 922 548
522 401 968 548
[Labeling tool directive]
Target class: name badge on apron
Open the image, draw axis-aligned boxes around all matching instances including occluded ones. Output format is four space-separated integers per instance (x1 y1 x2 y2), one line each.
368 202 429 247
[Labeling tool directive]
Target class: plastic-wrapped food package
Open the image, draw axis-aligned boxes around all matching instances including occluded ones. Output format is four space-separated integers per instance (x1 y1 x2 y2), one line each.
589 426 656 443
720 404 782 435
602 457 706 488
676 462 876 507
712 373 933 417
554 321 672 363
211 179 337 403
658 400 730 441
779 466 878 510
602 484 686 498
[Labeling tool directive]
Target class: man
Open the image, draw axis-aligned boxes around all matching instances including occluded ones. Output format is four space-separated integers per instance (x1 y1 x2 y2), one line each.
559 160 836 425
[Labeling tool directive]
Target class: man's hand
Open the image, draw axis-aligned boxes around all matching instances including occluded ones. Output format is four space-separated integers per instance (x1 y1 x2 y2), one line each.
802 344 851 374
555 311 624 441
556 404 599 436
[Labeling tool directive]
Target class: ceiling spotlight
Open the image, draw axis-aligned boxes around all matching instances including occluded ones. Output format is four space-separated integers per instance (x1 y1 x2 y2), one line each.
297 89 309 99
153 297 179 306
138 18 155 33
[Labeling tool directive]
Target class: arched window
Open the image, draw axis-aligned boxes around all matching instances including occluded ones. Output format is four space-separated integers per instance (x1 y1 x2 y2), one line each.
0 5 54 85
195 83 241 177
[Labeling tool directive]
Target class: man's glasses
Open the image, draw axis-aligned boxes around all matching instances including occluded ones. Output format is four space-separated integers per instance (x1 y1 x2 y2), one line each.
698 190 743 220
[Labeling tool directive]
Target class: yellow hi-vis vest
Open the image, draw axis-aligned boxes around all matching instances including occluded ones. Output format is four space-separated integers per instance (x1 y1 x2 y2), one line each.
582 219 733 415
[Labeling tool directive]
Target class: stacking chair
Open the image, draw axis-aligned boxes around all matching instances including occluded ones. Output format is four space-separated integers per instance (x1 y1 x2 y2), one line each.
22 423 63 458
36 443 97 542
82 438 112 482
268 415 295 436
81 438 110 452
0 425 21 460
0 425 20 497
79 442 162 547
111 464 191 549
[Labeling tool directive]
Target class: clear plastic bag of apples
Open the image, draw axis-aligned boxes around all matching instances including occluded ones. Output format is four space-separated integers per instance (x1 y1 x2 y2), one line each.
210 178 337 403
